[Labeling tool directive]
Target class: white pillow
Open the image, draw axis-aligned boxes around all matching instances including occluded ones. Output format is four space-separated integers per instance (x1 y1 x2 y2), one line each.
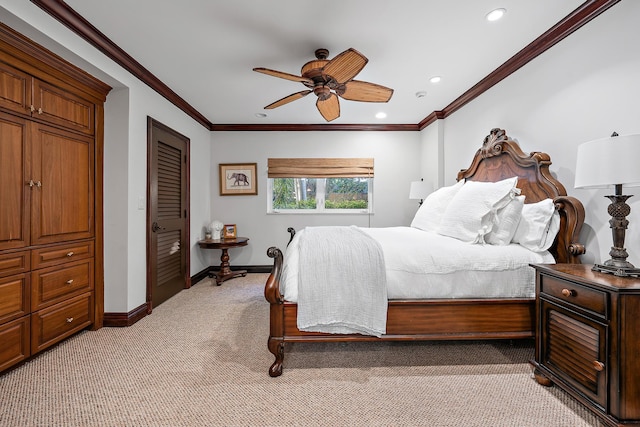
486 195 525 245
410 180 464 233
512 199 560 252
437 177 520 244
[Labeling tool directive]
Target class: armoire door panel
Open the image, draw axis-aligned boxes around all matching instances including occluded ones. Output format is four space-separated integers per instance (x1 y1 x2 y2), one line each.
0 112 30 250
32 79 94 135
0 61 32 116
30 123 94 245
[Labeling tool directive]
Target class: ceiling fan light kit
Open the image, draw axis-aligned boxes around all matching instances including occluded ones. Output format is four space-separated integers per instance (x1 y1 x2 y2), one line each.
254 48 394 122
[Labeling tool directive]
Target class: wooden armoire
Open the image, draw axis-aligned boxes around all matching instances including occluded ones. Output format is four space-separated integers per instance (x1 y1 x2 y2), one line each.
0 23 110 372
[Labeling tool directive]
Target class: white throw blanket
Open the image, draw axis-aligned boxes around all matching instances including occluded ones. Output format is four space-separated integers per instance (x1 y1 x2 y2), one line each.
296 226 387 337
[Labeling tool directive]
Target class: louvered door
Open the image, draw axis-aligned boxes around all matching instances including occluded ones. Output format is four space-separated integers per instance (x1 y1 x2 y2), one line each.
148 119 189 309
539 300 607 407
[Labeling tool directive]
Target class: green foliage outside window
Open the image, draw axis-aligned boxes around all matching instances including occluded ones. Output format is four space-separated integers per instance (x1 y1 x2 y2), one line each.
272 178 317 209
272 177 369 211
325 178 368 209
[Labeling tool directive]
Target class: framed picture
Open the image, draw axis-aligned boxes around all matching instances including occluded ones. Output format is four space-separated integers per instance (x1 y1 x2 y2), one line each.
219 163 258 196
223 224 237 239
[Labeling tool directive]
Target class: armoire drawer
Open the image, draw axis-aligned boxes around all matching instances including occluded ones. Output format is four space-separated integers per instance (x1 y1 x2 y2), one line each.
31 241 94 270
31 292 93 353
0 251 30 278
0 273 30 324
31 259 93 310
0 316 30 371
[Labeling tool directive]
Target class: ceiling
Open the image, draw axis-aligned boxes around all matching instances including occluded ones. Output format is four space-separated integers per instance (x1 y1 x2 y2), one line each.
52 0 590 126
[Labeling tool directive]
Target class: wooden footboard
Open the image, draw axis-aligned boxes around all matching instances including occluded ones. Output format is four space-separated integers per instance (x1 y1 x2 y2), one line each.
265 247 535 377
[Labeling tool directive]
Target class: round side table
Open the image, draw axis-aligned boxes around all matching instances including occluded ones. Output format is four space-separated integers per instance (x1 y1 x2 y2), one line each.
198 237 249 285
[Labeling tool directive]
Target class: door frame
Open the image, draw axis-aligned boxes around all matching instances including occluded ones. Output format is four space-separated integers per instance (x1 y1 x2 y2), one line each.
146 117 191 313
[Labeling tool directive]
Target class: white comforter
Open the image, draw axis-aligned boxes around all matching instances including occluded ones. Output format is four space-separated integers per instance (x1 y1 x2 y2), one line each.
281 226 555 302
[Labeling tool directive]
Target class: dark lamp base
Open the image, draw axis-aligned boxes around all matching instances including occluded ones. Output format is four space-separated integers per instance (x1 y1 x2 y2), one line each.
592 262 640 278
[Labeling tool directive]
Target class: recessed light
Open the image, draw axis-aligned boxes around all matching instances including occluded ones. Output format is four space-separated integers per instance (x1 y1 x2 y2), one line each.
429 76 441 84
415 91 427 98
255 113 267 118
486 8 506 22
375 112 387 119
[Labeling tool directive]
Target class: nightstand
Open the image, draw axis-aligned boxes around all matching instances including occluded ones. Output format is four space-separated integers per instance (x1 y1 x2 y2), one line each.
530 264 640 427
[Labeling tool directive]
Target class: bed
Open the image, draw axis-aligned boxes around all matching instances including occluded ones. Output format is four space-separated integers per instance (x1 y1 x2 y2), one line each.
264 128 586 377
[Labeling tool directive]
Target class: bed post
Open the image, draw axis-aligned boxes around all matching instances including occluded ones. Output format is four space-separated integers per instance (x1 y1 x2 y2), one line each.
265 246 285 377
553 195 586 264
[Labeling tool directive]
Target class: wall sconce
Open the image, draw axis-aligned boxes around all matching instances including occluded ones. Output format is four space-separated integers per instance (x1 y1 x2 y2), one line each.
575 132 640 277
409 179 433 206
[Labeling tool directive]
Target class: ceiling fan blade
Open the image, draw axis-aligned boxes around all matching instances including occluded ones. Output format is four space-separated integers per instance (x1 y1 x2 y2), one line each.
253 67 313 85
322 48 368 84
340 80 394 102
264 90 312 109
316 93 340 122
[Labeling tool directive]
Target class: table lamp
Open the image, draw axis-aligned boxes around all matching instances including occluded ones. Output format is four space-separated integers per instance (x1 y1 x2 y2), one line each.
409 179 433 206
575 132 640 277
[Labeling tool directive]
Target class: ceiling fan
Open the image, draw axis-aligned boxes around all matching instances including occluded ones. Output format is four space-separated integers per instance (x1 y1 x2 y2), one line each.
253 48 394 122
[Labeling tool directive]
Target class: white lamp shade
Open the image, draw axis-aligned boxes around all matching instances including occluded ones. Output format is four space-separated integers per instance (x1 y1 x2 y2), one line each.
409 180 433 200
575 134 640 189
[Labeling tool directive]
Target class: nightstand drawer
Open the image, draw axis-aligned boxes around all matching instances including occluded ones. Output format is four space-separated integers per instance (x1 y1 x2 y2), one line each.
540 275 606 316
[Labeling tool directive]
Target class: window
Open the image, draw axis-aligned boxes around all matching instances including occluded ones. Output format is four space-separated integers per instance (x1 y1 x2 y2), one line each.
267 158 374 214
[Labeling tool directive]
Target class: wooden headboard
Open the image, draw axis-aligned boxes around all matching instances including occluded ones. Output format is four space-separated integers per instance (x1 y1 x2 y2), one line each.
457 128 585 263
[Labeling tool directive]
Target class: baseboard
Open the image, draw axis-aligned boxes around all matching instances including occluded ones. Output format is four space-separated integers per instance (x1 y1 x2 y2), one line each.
221 264 272 274
191 267 210 285
103 303 148 327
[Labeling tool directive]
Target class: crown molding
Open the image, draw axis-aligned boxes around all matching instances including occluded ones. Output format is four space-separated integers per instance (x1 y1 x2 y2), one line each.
31 0 620 132
210 123 419 132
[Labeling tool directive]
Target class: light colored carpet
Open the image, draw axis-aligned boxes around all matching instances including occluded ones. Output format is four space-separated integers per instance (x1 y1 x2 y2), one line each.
0 274 604 427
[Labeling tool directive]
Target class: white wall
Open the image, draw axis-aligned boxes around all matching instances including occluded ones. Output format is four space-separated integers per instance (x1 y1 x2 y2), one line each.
419 119 443 189
1 2 212 312
427 0 640 266
208 131 422 266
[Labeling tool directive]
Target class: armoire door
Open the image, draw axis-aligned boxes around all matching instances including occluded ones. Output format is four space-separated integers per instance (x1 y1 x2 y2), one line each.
147 118 190 310
30 123 94 246
0 111 29 250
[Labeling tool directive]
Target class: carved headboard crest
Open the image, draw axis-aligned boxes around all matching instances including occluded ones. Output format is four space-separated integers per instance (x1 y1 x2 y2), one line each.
455 128 585 264
480 128 509 158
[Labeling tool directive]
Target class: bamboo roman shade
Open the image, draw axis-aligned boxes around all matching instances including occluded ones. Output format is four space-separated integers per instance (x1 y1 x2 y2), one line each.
267 158 374 178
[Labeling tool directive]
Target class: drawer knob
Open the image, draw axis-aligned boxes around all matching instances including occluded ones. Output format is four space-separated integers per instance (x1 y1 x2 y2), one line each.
66 279 74 285
561 288 575 297
593 360 605 372
66 317 74 323
66 251 74 257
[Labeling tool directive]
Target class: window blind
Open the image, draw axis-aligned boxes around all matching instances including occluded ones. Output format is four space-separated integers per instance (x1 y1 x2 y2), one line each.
267 158 374 178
